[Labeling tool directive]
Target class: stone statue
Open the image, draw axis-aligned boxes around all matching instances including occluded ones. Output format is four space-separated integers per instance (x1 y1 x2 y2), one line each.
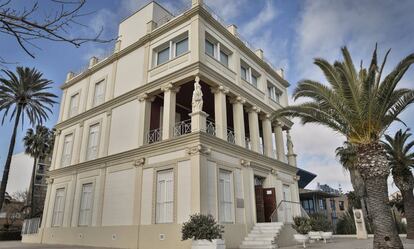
286 129 294 153
192 76 203 112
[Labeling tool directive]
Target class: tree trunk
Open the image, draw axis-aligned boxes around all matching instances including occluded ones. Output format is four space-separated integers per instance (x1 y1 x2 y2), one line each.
0 106 22 211
356 142 403 249
403 188 414 239
29 157 37 218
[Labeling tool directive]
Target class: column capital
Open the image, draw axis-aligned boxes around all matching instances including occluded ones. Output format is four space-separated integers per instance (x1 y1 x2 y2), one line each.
46 177 54 185
247 106 261 113
230 95 246 104
186 144 211 156
273 120 283 127
211 85 229 94
134 157 145 167
138 93 155 102
260 113 272 121
293 175 301 181
240 159 251 167
161 82 180 93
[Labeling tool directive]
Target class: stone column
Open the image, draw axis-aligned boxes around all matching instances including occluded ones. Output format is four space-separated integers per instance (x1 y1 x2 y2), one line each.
138 93 154 146
212 85 229 140
261 114 273 157
274 121 286 162
286 129 297 166
103 110 112 156
247 106 260 153
231 96 246 147
161 83 180 140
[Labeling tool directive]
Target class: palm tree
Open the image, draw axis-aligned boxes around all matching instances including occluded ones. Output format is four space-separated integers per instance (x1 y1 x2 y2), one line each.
336 142 369 218
23 125 54 218
383 129 414 239
0 67 57 211
275 45 414 249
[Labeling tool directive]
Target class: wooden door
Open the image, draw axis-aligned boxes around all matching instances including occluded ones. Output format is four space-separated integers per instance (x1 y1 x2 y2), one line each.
255 186 265 222
263 188 276 222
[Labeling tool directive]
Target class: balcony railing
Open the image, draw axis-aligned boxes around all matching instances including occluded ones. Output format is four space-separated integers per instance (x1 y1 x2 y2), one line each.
174 119 192 137
206 120 216 136
245 137 251 150
22 218 41 235
146 128 162 144
227 128 235 144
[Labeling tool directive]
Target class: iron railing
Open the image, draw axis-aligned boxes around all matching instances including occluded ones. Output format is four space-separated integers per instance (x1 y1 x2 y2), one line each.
173 119 192 137
206 120 216 136
227 128 235 144
146 128 162 144
21 217 41 235
245 137 251 150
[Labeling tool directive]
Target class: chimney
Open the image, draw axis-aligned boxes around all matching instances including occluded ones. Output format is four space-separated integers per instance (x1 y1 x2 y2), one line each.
66 72 75 82
192 0 203 6
277 68 285 79
89 56 98 68
255 49 264 60
227 24 238 36
146 20 156 33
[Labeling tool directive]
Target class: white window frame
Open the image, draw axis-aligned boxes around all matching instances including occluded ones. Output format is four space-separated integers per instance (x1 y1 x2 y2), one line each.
173 36 189 57
205 33 231 68
68 93 80 118
61 133 74 167
240 61 260 88
92 79 106 107
267 83 282 103
78 183 94 226
154 32 189 67
86 123 101 161
218 169 234 223
156 169 174 224
51 188 66 227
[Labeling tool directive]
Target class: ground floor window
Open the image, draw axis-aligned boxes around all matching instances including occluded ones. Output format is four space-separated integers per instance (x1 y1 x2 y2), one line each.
78 183 93 226
52 188 66 227
156 169 174 223
219 169 234 223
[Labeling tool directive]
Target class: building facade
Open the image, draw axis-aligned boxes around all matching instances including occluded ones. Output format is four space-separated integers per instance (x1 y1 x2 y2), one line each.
23 1 303 248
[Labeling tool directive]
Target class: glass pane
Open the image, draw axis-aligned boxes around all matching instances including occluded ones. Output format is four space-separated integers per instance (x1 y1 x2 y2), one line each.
220 51 228 67
175 38 188 57
205 40 214 57
157 47 170 65
241 66 247 80
251 75 258 87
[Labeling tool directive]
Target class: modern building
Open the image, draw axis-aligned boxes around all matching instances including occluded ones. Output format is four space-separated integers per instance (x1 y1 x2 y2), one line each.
23 1 305 248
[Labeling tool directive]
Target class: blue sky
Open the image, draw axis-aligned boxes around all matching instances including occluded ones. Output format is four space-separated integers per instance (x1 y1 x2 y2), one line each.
1 0 413 193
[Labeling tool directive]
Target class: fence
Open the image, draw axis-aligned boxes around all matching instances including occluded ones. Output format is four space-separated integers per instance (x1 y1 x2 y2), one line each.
21 218 41 235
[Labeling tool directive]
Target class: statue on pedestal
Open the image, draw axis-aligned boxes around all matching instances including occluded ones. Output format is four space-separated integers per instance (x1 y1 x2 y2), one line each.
192 76 203 113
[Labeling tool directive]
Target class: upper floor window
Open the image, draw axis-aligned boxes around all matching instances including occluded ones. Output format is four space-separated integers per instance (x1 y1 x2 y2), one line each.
220 51 229 67
156 169 174 224
52 188 66 227
93 80 105 107
240 61 260 88
68 93 79 118
205 33 232 68
205 39 215 57
61 133 73 167
86 123 100 160
267 84 282 103
218 169 234 223
78 183 93 226
339 201 345 211
154 32 189 67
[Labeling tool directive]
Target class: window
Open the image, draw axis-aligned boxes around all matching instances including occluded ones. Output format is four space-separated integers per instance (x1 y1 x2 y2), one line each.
220 51 229 67
69 93 79 118
156 170 174 223
93 80 105 107
157 47 170 65
52 188 66 227
240 62 260 88
205 39 215 57
240 66 247 80
61 134 73 167
175 37 188 57
219 170 234 223
267 84 282 103
86 123 100 160
330 199 336 210
339 201 345 211
319 199 327 210
251 74 258 87
78 183 93 226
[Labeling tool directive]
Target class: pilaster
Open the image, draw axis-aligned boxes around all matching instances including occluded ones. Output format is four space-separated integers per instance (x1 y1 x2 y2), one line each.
247 106 261 153
212 85 229 140
231 96 246 147
261 114 273 157
138 93 154 146
161 83 180 140
274 121 286 162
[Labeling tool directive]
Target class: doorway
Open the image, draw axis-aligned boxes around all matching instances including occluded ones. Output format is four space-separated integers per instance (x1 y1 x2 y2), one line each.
254 176 276 222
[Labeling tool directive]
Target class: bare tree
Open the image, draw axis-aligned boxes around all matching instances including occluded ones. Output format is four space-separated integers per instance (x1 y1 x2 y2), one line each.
0 0 114 65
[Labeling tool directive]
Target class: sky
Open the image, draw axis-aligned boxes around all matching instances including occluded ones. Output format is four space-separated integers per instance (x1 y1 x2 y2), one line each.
0 0 413 193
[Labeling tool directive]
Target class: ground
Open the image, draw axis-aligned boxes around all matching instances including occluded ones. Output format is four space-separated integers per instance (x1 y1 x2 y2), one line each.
0 238 413 249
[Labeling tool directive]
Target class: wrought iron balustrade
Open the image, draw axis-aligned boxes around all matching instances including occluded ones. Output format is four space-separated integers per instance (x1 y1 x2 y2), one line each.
206 120 216 136
174 119 192 137
227 128 235 144
245 137 252 150
146 128 162 144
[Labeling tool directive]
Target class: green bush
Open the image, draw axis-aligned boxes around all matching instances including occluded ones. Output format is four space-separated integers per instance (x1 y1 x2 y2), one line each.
292 216 311 235
309 213 332 232
181 214 224 241
335 211 356 234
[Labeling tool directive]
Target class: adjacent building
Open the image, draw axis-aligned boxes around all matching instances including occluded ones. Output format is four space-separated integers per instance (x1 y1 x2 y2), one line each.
23 1 305 248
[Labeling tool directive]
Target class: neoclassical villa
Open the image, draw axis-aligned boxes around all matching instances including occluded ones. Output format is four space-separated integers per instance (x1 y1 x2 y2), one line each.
23 1 311 248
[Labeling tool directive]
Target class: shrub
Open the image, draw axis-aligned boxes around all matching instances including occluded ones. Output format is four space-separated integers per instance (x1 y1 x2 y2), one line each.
181 214 224 241
292 216 311 235
335 211 356 234
309 213 332 232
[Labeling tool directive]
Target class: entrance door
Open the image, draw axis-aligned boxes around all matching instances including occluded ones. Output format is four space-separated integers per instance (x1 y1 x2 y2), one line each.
255 186 265 222
283 184 292 222
263 188 276 222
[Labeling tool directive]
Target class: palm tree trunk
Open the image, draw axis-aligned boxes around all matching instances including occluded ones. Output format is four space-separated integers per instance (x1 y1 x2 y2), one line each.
29 157 37 218
357 142 403 249
402 188 414 239
0 106 22 211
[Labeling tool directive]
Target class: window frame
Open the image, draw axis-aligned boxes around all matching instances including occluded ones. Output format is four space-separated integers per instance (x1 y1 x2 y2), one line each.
78 183 94 227
240 61 260 88
92 79 106 107
61 133 74 167
155 169 174 224
205 33 232 68
153 32 189 67
218 169 235 224
51 188 66 227
267 83 282 103
174 36 189 57
68 92 80 118
86 122 101 161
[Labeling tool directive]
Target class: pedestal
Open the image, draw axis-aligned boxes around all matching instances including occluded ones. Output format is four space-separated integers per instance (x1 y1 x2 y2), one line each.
189 111 209 132
353 209 368 239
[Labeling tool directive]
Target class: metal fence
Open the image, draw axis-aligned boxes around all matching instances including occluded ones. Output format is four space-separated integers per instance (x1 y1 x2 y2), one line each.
21 218 41 235
146 128 162 144
174 119 192 137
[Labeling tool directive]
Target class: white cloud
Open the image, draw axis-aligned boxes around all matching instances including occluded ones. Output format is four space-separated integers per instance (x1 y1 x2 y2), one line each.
205 0 248 20
241 0 279 35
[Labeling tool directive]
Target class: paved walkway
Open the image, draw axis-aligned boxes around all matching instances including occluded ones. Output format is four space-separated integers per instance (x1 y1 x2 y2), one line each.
0 241 117 249
280 238 414 249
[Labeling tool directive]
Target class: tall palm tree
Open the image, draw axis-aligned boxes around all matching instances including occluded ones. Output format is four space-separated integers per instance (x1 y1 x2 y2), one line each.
0 67 57 211
383 129 414 239
23 125 54 218
275 45 414 249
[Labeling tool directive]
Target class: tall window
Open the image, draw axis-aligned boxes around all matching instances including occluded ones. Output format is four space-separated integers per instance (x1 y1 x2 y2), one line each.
52 188 66 227
69 93 79 118
86 124 100 160
219 170 234 223
175 37 188 57
240 66 247 80
93 80 105 107
220 51 229 67
61 134 73 167
78 183 93 226
156 170 174 223
267 84 281 103
205 39 215 57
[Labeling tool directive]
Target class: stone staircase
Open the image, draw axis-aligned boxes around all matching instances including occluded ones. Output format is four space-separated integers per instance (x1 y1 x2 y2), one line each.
239 222 283 249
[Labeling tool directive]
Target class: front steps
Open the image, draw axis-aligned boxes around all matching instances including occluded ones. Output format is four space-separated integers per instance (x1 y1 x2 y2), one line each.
239 222 283 249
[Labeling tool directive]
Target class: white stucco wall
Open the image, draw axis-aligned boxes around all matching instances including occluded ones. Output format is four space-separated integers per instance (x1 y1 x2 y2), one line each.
177 160 191 223
114 47 145 97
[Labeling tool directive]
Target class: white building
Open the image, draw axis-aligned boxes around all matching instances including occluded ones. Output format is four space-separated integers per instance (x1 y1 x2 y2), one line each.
23 1 306 248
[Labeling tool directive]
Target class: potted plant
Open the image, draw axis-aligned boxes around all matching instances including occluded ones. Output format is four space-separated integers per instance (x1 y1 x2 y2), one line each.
182 214 225 249
309 213 332 243
292 216 311 248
